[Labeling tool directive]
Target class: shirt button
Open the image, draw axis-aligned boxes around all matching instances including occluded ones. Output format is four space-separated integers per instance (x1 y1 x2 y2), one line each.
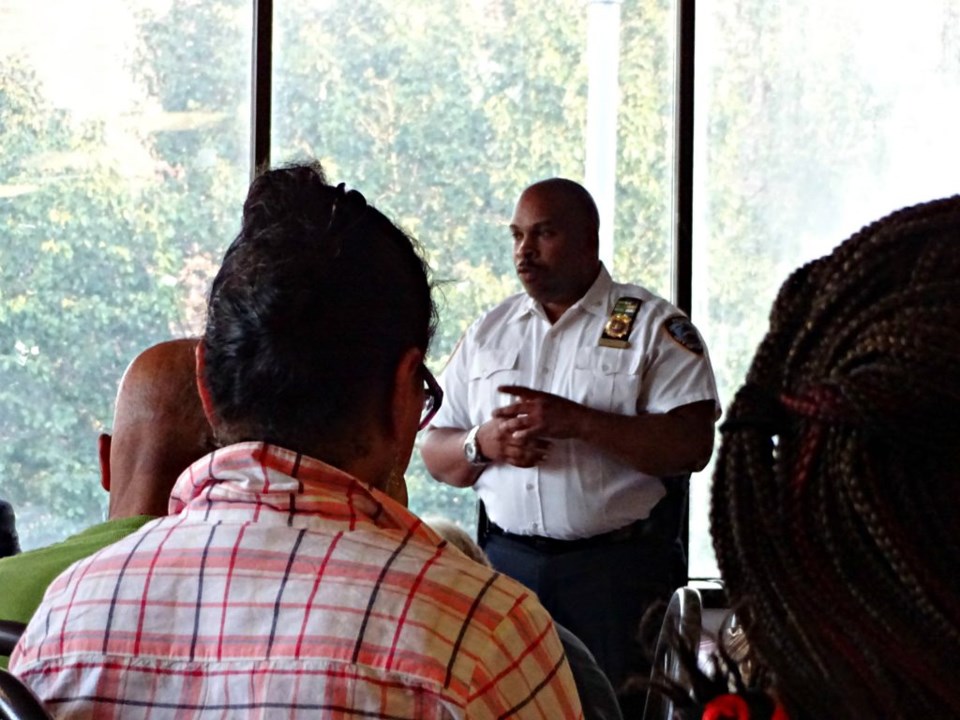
532 522 539 532
525 483 534 491
541 366 549 374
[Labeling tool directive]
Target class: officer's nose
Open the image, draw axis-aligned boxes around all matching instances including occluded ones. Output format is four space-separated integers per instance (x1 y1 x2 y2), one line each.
516 235 537 259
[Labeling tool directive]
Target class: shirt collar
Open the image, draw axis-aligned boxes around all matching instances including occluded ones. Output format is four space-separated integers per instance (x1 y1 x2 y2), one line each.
577 264 614 317
169 441 443 542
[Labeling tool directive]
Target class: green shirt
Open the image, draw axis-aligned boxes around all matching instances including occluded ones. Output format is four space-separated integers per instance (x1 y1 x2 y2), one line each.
0 514 154 668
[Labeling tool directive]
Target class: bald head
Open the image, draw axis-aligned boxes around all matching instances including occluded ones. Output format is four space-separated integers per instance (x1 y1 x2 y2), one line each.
99 339 214 519
521 178 600 236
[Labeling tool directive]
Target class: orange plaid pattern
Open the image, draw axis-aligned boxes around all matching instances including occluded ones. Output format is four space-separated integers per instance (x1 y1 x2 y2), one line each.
11 442 582 719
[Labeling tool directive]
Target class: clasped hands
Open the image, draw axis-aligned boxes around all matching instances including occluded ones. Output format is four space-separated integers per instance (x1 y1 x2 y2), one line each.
477 385 584 468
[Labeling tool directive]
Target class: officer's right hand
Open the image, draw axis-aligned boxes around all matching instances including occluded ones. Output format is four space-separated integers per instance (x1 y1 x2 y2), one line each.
477 418 551 468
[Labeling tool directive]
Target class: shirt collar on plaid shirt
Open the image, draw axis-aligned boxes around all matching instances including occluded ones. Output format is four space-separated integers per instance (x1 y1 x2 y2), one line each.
168 441 442 543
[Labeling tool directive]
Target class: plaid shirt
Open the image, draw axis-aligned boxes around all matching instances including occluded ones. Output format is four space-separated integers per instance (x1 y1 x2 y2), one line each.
11 442 582 719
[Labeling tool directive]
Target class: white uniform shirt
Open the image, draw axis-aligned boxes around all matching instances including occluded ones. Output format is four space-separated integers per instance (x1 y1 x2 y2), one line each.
432 266 720 540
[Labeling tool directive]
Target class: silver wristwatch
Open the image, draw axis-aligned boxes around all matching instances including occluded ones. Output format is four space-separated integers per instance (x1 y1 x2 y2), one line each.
463 424 489 465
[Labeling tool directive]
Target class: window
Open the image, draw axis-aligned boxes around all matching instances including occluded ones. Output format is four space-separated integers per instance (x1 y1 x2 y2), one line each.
271 0 679 533
0 0 250 547
689 0 960 577
3 0 957 571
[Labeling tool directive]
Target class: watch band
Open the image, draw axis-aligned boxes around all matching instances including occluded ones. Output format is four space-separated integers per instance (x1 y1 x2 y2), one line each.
464 424 489 466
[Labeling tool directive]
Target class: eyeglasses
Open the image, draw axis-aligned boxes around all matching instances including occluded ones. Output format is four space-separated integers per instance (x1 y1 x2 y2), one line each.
420 363 443 430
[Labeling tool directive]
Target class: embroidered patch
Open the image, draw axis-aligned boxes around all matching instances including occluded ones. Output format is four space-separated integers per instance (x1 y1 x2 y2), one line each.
599 296 642 348
664 316 704 354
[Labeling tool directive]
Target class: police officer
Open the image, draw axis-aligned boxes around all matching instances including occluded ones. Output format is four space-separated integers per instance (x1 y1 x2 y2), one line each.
421 178 720 692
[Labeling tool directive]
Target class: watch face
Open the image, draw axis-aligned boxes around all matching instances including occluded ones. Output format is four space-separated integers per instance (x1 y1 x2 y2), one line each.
464 427 483 464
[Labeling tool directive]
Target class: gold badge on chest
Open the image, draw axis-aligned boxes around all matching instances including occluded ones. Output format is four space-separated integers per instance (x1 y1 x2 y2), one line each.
599 296 642 348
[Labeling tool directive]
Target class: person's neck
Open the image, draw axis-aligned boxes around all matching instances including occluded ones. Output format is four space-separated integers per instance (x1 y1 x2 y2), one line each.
540 267 601 324
340 455 392 493
542 300 574 324
108 499 165 521
309 435 395 495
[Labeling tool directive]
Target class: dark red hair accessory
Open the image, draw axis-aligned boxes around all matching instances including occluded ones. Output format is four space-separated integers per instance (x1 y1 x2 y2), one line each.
771 701 790 720
702 694 750 720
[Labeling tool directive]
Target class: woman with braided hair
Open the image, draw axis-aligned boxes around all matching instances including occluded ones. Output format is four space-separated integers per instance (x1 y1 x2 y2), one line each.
700 195 960 719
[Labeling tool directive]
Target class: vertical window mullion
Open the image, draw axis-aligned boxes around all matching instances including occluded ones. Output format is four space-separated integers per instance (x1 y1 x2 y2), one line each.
251 0 273 179
674 0 696 581
673 0 695 317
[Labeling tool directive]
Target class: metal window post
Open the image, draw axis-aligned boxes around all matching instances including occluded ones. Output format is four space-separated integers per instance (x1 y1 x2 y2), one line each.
251 0 273 180
673 0 695 317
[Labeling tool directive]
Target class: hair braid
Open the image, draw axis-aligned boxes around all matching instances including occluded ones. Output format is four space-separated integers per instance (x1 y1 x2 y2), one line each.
712 195 960 719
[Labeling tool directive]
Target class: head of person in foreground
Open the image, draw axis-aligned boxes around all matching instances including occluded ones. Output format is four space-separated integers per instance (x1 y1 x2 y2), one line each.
198 161 437 495
711 195 960 719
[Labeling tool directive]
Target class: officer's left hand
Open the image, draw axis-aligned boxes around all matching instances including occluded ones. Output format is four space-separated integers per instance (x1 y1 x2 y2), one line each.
493 385 584 441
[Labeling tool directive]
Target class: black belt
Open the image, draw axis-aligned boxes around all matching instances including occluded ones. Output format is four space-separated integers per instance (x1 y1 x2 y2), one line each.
486 517 660 554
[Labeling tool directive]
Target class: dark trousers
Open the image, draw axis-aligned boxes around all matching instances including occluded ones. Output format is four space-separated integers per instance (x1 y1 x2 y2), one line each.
482 529 684 693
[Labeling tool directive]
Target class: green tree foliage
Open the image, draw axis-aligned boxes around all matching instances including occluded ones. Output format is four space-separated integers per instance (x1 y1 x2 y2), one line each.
0 57 184 545
698 0 885 400
270 0 593 362
613 0 675 297
3 0 921 550
266 0 595 527
131 0 251 322
686 0 892 574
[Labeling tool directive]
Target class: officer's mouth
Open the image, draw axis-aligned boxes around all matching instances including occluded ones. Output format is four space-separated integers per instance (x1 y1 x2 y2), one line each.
516 263 541 280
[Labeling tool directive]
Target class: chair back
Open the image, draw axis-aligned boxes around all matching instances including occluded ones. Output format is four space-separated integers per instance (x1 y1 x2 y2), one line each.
642 586 702 720
0 623 25 657
0 668 52 720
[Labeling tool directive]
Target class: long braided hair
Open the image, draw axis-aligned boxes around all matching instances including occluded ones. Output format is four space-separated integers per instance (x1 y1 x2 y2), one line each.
711 196 960 719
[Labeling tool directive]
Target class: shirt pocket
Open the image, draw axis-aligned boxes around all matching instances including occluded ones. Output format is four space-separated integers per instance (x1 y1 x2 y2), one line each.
468 347 522 416
572 346 644 413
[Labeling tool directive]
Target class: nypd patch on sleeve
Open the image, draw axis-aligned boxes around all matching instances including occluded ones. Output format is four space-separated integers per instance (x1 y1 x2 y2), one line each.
664 316 704 354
